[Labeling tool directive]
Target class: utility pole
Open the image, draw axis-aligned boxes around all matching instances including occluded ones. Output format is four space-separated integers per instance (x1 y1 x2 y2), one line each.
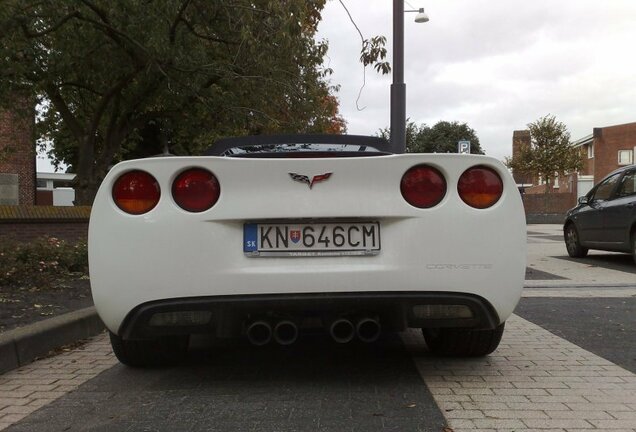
390 0 406 154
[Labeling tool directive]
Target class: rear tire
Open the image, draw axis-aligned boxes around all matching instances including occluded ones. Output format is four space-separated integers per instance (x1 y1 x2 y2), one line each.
422 323 505 357
109 332 189 367
565 223 588 258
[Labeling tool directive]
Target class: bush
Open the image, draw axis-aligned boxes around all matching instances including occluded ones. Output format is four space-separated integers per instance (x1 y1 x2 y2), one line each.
0 236 88 289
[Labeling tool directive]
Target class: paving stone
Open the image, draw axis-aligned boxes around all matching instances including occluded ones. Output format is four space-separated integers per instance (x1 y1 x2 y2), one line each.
408 315 636 432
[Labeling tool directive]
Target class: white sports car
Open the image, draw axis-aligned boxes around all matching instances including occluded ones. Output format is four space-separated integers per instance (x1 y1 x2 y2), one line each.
89 135 526 366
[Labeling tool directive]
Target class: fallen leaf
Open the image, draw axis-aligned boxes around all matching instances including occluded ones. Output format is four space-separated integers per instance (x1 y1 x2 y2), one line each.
406 403 416 408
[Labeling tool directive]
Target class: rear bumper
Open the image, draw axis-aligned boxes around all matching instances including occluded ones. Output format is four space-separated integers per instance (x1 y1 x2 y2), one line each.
118 291 500 339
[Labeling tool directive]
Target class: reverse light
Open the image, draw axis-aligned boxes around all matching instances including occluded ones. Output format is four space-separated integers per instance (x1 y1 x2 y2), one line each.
458 166 503 209
412 305 473 319
172 168 220 212
112 170 160 215
400 165 447 208
149 311 212 327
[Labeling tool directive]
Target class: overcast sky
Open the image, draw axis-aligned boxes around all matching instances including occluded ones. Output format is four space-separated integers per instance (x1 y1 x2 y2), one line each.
37 0 636 171
316 0 636 160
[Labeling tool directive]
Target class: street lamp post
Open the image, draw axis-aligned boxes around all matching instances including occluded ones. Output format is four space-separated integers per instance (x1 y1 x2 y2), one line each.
390 2 429 154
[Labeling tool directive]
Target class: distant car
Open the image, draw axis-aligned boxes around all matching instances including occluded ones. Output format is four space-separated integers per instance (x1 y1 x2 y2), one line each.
564 165 636 264
89 134 526 367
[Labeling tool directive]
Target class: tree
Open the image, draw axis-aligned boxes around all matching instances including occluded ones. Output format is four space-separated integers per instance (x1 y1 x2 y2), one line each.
505 115 582 191
378 120 484 154
0 1 384 204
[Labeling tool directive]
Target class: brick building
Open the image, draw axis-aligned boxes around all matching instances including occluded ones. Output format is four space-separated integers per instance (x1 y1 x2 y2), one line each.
512 120 636 197
0 101 36 205
511 121 636 221
571 121 636 192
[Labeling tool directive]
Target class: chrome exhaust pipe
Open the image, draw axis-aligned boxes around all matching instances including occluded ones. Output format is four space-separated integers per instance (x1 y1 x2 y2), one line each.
329 318 355 344
246 320 272 346
273 320 299 345
356 317 381 343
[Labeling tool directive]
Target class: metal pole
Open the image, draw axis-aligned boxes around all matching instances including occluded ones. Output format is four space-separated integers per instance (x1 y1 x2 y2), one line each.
390 0 406 154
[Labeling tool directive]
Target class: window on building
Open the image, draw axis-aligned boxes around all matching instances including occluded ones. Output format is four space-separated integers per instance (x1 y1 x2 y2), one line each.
587 143 594 159
36 179 47 189
618 150 633 166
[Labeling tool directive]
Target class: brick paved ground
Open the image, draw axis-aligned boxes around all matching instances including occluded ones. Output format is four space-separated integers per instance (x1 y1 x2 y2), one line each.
404 314 636 432
0 334 117 430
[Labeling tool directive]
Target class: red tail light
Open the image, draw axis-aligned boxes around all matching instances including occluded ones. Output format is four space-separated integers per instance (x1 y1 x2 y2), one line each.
458 166 503 209
112 170 160 215
400 165 447 208
172 168 220 212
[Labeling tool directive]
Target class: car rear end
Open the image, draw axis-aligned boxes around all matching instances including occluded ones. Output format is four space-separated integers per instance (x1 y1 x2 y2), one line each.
89 149 526 363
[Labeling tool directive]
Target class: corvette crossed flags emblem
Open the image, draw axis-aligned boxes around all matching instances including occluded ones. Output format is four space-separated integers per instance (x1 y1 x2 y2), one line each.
289 172 332 189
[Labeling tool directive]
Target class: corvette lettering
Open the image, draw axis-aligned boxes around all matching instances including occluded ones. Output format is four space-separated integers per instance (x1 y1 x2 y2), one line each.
289 172 332 189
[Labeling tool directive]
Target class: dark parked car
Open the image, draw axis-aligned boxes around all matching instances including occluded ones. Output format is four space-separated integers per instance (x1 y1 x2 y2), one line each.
564 165 636 264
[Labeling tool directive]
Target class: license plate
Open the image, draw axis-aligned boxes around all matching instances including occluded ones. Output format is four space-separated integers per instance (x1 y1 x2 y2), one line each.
243 222 381 257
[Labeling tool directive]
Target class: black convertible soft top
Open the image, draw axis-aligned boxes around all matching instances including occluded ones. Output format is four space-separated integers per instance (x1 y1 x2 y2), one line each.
204 134 392 157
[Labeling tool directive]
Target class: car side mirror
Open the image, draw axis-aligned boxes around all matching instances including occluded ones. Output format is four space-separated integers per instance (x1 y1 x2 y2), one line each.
578 196 589 205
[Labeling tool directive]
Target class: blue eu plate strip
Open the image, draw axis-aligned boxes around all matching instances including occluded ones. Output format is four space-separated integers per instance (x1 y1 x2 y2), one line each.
244 223 258 252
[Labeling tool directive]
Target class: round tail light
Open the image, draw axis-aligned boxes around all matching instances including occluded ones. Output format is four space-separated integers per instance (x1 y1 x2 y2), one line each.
458 166 503 209
172 168 220 212
112 170 160 215
400 165 447 208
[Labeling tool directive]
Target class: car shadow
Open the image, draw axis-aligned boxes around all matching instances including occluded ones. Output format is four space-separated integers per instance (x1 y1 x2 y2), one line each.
554 254 635 274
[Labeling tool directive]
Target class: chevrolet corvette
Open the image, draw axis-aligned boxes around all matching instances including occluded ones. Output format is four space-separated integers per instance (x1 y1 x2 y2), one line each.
89 134 526 366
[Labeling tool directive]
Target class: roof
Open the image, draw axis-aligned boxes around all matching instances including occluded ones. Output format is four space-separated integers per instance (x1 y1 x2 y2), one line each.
571 134 593 148
36 172 76 181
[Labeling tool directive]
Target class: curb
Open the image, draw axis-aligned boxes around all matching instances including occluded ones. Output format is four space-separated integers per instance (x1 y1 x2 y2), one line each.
0 306 104 375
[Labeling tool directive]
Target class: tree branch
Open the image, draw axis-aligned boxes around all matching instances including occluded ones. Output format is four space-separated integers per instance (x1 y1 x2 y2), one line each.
180 18 236 45
59 81 103 96
86 67 142 141
76 1 148 68
169 0 191 44
44 83 84 141
19 11 80 38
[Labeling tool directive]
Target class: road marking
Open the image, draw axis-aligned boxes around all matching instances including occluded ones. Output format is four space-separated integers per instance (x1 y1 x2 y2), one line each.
404 314 636 432
523 288 636 298
0 333 116 431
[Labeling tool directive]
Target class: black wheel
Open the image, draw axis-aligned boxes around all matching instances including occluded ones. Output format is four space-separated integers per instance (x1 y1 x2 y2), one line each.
109 332 189 367
564 223 588 258
422 323 505 357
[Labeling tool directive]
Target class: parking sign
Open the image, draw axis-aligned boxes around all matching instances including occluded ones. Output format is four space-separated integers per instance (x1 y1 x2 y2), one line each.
458 140 471 154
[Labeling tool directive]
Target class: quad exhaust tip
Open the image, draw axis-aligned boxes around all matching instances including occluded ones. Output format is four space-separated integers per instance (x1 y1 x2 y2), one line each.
356 317 381 343
273 320 299 345
329 318 356 344
246 320 272 346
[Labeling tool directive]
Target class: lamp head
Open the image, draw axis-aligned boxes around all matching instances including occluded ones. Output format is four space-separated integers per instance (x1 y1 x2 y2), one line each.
414 8 429 23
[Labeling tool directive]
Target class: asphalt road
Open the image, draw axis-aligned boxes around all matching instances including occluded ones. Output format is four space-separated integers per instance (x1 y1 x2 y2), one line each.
515 297 636 374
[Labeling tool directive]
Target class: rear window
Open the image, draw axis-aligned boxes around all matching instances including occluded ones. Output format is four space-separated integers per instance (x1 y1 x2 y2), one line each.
204 134 392 157
221 143 382 156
